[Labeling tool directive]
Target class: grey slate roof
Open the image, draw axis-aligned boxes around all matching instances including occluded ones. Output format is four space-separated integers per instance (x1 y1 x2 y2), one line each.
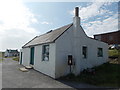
6 49 19 53
23 23 73 48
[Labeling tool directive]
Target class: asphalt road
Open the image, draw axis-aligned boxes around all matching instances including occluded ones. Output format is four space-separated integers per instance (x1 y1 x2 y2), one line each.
2 58 97 89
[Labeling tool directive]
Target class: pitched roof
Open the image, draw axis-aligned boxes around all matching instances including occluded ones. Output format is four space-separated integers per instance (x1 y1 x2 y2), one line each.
94 30 120 36
23 23 73 48
6 49 19 53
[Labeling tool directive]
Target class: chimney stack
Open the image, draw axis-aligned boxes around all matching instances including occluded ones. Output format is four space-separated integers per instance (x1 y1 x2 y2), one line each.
75 7 79 17
73 7 80 27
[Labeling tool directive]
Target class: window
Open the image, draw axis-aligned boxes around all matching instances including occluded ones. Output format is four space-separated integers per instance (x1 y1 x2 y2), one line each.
42 45 49 61
82 46 87 59
97 48 103 57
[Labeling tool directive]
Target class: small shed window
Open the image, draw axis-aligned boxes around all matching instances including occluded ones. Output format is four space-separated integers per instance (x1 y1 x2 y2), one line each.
82 46 87 59
42 45 49 61
98 48 103 57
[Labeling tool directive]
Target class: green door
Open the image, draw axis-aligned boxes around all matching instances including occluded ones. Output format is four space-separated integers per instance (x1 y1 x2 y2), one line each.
30 47 34 65
20 52 22 64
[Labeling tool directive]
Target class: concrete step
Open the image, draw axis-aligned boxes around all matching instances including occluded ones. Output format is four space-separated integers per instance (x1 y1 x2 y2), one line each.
19 67 28 72
25 65 33 69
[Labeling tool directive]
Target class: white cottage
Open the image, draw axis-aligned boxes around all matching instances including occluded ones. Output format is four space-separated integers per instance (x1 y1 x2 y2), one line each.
4 49 19 57
19 7 108 79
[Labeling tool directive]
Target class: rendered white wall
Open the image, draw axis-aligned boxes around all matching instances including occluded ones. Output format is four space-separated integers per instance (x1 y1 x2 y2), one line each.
75 37 108 75
4 51 8 57
55 25 74 78
21 48 30 66
33 43 56 78
55 22 108 78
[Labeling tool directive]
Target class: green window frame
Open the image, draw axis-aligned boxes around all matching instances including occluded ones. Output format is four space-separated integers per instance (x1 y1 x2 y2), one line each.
42 45 49 61
98 48 103 57
82 46 87 59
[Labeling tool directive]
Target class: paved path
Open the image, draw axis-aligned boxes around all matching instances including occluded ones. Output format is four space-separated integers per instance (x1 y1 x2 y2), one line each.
2 58 97 89
2 58 74 88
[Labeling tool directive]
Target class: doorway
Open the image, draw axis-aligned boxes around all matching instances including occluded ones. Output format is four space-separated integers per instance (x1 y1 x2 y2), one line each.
30 47 34 65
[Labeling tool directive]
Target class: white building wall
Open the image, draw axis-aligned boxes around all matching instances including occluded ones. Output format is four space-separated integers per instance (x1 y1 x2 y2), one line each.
55 26 74 78
21 48 30 66
4 51 12 57
76 37 108 74
55 24 108 78
33 43 56 78
72 16 108 75
4 51 9 57
19 7 108 79
20 25 108 79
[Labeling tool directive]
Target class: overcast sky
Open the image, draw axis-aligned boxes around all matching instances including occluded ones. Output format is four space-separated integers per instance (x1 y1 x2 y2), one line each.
0 0 119 51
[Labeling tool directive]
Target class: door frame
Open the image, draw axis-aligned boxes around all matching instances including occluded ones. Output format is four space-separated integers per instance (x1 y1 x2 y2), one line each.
20 52 22 64
30 47 34 65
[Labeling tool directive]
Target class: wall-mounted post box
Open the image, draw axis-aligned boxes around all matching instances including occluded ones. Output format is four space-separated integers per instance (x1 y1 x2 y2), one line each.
68 55 73 65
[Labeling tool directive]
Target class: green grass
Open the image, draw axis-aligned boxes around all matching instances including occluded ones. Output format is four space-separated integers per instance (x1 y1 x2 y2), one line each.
60 60 120 87
0 52 4 62
0 59 3 62
109 49 120 57
0 52 2 57
13 57 19 61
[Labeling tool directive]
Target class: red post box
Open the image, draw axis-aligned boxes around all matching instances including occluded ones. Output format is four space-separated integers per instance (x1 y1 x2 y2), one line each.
68 55 73 65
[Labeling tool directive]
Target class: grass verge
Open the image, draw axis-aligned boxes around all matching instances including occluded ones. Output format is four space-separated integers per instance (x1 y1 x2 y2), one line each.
0 52 4 62
0 59 3 62
109 49 120 58
60 60 120 87
13 57 19 61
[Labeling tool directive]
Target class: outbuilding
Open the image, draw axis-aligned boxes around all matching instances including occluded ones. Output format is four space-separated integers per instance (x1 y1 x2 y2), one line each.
19 7 108 79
